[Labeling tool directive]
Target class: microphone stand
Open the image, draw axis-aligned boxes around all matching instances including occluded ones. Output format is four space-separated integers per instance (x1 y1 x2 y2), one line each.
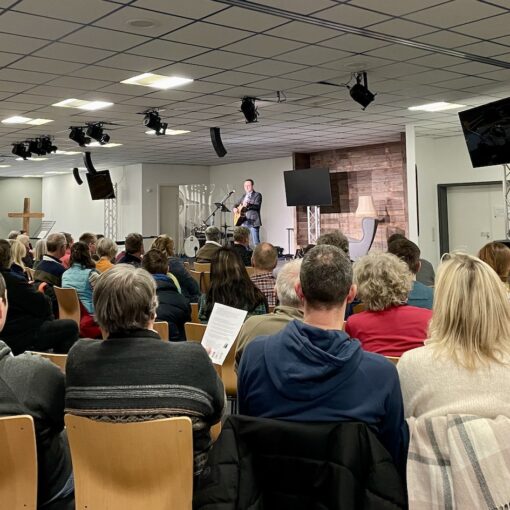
203 190 234 227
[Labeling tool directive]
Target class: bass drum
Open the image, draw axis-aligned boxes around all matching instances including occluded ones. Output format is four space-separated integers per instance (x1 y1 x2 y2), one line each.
183 236 201 258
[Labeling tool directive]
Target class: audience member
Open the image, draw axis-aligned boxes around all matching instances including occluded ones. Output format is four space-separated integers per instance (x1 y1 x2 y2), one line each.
238 245 407 464
398 253 510 419
231 226 252 266
345 253 432 357
78 232 97 256
142 249 191 341
198 247 267 323
17 234 34 269
235 259 303 368
0 273 74 509
65 265 224 475
62 242 99 314
250 242 277 307
95 237 117 273
478 241 510 291
151 234 200 302
34 233 67 287
7 230 20 240
60 233 73 269
0 240 78 354
33 238 47 270
317 230 350 258
9 239 30 280
195 226 222 263
117 232 144 267
387 233 435 286
388 238 434 309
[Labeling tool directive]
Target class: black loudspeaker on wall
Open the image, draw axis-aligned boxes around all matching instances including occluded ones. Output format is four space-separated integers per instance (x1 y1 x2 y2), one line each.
73 167 83 185
210 127 227 158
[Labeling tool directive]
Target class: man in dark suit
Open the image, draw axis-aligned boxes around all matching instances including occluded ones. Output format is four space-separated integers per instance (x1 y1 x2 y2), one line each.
233 179 262 245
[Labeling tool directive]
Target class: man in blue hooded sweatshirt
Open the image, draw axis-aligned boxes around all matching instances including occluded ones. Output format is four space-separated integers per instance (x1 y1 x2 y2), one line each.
238 244 408 465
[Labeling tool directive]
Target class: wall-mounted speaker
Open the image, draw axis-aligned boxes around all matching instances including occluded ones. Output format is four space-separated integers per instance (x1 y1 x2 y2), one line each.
73 167 83 185
210 127 227 158
83 151 97 174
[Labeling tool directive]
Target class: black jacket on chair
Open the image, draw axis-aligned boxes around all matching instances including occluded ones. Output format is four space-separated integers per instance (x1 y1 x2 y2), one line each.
194 416 406 510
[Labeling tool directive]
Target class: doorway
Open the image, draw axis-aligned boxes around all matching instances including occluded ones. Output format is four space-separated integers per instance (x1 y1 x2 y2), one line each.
159 186 180 252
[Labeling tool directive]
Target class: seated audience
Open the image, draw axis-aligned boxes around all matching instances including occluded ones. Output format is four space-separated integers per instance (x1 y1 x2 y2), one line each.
0 273 74 509
78 232 97 257
62 242 99 314
317 230 350 258
34 232 67 287
142 249 191 341
9 239 31 280
95 237 117 273
345 252 432 357
60 232 73 269
17 234 34 269
0 240 78 354
235 259 303 368
250 242 277 307
388 237 434 309
33 238 47 270
117 232 144 267
151 234 200 302
238 245 407 464
198 247 267 323
65 265 224 475
478 241 510 291
195 226 222 263
231 226 252 266
398 253 510 418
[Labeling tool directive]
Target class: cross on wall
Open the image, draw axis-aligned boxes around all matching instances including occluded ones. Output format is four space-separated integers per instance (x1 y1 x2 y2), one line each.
7 198 44 234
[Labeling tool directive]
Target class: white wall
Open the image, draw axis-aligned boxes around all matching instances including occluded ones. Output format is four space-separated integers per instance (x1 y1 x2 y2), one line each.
209 157 294 251
416 135 503 267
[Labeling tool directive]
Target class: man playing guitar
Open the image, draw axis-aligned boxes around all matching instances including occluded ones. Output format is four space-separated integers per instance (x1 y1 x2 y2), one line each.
233 179 262 245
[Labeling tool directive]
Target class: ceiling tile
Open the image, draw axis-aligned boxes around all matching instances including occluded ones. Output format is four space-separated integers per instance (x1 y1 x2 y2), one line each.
203 6 287 32
14 0 118 23
413 30 479 48
456 40 510 57
150 62 221 80
96 53 173 72
185 50 260 69
132 0 226 19
235 59 305 76
9 56 83 74
453 13 510 39
0 32 49 53
203 70 267 86
241 0 336 15
0 52 22 67
129 39 208 60
0 68 58 84
222 34 305 58
364 44 431 61
45 76 112 91
368 18 436 38
33 42 116 64
315 4 390 27
72 65 135 82
406 53 467 68
319 33 387 53
0 11 80 39
276 45 350 65
164 21 252 48
349 0 447 16
436 75 497 89
61 26 150 52
265 21 339 44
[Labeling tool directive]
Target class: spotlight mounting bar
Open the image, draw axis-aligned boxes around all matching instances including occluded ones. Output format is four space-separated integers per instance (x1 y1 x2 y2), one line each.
240 96 259 123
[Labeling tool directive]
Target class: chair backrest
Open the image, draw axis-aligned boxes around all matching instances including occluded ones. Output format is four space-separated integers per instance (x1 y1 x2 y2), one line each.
0 415 37 510
65 415 193 510
185 322 206 342
385 356 400 366
193 262 211 273
153 321 169 341
190 303 199 324
245 266 255 277
54 286 81 326
30 352 67 373
221 338 238 397
352 303 366 314
189 270 211 294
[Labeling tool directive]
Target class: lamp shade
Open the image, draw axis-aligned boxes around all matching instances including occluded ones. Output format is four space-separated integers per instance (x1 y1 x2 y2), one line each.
355 195 377 218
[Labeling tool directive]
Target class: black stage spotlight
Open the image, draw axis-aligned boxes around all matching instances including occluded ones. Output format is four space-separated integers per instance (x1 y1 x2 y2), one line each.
210 127 227 158
12 142 31 160
241 96 258 123
40 136 58 154
28 139 43 156
348 72 375 110
86 123 110 145
73 167 83 185
69 126 90 147
144 110 167 135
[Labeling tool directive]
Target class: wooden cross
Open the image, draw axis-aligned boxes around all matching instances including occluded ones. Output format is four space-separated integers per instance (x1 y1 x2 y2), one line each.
8 198 44 234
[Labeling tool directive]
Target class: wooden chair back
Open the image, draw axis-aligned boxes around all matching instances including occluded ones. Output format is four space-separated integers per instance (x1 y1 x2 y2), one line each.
193 262 211 273
268 306 275 314
65 415 193 510
352 303 366 314
31 352 67 373
189 270 211 294
245 266 255 277
385 356 400 366
185 322 206 342
54 286 81 326
153 321 169 341
190 303 199 324
0 415 37 510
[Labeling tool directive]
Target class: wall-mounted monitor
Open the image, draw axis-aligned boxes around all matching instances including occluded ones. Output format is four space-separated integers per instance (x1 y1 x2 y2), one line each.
459 96 510 168
86 170 115 200
284 168 332 207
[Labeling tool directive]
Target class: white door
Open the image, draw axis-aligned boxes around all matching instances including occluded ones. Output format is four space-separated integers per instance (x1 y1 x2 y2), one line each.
447 183 505 255
159 186 180 251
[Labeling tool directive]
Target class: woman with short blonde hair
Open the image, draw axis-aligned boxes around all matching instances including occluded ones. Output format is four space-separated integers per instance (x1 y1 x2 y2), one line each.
95 238 118 273
398 253 510 419
345 252 432 357
10 239 33 280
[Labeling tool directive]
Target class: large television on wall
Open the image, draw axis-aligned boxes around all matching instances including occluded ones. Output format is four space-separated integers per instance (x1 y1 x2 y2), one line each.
86 170 115 200
284 168 332 207
458 96 510 168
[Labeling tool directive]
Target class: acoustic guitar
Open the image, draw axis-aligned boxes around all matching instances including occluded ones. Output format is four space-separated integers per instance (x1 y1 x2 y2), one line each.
233 205 247 226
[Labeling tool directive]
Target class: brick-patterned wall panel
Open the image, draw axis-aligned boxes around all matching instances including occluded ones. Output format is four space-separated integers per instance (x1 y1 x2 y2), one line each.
294 140 408 251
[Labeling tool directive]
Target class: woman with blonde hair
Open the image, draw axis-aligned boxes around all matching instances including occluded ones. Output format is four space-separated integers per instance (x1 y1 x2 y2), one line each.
95 237 117 273
478 241 510 289
33 239 47 269
17 234 34 268
398 253 510 418
151 234 200 302
345 252 432 357
9 239 33 280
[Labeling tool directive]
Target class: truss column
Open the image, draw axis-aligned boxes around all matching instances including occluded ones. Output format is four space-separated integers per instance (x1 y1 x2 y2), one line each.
307 205 321 244
104 183 118 241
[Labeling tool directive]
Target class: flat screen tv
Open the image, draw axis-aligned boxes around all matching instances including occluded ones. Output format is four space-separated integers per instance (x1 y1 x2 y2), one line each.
86 170 115 200
284 168 332 207
458 96 510 168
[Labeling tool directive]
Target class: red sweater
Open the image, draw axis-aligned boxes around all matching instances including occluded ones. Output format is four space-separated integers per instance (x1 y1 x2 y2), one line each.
345 305 432 358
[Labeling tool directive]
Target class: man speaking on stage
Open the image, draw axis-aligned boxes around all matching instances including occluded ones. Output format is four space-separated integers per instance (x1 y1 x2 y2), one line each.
233 179 262 246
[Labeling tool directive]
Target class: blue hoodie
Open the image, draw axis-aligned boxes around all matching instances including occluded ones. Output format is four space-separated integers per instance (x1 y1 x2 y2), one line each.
238 320 408 464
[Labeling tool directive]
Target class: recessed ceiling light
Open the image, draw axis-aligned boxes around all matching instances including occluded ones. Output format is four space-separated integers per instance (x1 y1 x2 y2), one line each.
55 150 81 155
408 102 465 112
87 142 122 148
121 73 193 90
53 98 113 111
45 171 69 175
127 19 157 28
26 118 54 125
22 175 44 178
145 129 190 135
16 157 48 161
2 116 32 124
0 164 11 168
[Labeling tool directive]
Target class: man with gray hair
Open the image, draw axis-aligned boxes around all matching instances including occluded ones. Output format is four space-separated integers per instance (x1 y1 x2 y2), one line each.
195 226 222 263
238 245 407 466
250 242 277 307
65 264 225 475
317 230 350 258
235 259 303 369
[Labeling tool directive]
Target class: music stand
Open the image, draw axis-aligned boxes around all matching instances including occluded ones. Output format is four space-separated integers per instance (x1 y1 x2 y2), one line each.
32 220 56 240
